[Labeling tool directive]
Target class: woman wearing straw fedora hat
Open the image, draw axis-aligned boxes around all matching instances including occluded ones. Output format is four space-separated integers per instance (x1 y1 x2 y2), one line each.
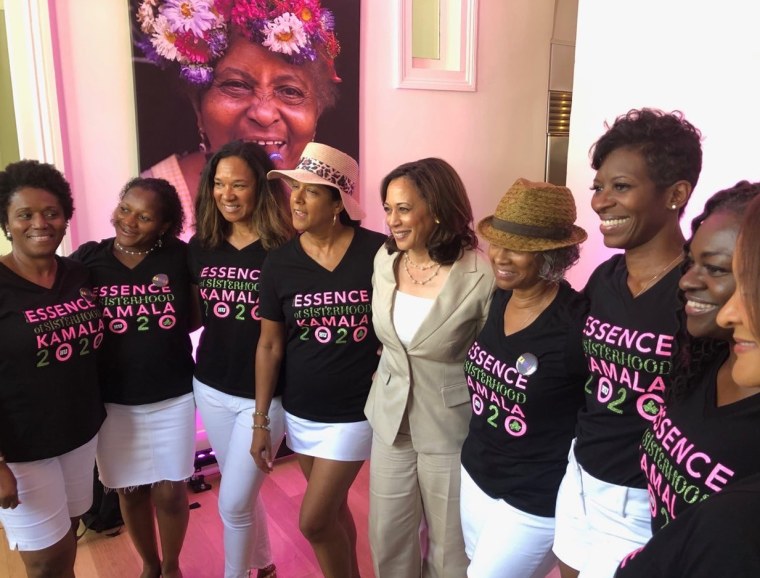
459 178 588 578
252 143 385 577
365 158 495 578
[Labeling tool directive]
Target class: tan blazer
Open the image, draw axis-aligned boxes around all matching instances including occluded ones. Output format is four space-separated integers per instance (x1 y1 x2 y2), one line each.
365 247 495 454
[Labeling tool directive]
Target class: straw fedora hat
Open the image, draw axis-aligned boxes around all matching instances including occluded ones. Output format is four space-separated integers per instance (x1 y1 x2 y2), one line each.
267 143 365 220
478 178 587 251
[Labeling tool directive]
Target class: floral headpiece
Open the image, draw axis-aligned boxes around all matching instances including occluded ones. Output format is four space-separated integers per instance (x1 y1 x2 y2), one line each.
136 0 341 87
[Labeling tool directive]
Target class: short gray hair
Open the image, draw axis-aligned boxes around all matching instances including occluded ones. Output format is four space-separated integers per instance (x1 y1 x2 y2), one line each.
538 245 581 283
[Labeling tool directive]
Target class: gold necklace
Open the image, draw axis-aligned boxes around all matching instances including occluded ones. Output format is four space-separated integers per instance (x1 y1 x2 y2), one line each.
405 253 438 271
633 253 683 298
403 252 441 285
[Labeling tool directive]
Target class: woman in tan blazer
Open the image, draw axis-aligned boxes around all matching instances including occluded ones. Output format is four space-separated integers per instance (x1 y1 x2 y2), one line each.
365 158 495 578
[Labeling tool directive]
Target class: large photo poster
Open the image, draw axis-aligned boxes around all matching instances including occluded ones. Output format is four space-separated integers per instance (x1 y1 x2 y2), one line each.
129 0 360 225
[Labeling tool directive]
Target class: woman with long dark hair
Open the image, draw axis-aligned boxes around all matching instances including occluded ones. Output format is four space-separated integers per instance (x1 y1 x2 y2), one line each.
189 140 293 578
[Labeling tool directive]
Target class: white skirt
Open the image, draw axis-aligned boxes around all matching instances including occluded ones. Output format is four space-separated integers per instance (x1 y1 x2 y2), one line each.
285 412 372 461
96 393 196 489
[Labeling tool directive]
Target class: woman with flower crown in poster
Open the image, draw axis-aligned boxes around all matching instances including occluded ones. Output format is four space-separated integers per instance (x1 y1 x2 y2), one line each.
133 0 358 234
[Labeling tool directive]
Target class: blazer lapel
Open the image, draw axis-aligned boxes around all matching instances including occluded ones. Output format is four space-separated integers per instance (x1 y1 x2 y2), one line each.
374 250 405 347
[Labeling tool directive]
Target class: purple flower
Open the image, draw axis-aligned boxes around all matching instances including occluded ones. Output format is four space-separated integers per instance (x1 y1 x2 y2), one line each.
160 0 217 37
180 64 214 85
206 28 228 57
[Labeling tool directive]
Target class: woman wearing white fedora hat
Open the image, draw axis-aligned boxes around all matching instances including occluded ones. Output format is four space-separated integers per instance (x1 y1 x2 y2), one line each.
252 143 385 577
459 178 588 578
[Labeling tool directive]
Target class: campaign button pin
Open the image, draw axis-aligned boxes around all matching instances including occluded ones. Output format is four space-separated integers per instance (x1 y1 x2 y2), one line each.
516 353 538 376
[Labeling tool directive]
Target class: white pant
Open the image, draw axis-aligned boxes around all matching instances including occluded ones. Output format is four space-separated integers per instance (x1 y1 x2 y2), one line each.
553 440 651 578
0 435 97 551
193 379 285 578
460 466 557 578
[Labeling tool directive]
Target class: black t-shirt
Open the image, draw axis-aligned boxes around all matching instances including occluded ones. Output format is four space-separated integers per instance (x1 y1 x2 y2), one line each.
615 473 760 578
640 351 760 532
71 238 194 404
575 254 680 488
259 227 385 422
460 282 588 517
188 236 279 399
0 257 106 462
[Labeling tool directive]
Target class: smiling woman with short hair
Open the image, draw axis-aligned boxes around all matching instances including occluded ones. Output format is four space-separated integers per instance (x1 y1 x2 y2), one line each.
552 108 704 578
0 160 105 578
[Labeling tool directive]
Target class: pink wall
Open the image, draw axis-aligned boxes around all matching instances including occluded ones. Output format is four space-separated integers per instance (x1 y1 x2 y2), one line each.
48 0 760 294
49 1 138 248
47 1 561 253
359 1 558 235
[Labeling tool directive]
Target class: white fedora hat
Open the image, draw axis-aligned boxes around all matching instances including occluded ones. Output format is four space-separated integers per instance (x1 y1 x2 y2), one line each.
267 143 365 220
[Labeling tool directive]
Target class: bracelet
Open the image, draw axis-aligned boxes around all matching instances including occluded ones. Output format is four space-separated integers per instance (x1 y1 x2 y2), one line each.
253 411 270 424
252 424 271 432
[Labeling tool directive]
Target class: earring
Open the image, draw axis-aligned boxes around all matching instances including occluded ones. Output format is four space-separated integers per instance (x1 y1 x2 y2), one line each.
670 204 678 210
198 127 210 154
4 231 10 240
434 217 441 224
332 214 337 227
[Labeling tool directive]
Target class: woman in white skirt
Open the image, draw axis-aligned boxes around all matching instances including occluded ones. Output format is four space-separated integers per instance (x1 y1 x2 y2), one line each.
71 177 197 578
252 143 386 578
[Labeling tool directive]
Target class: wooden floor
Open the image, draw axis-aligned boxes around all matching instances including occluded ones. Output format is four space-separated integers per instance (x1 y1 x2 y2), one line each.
1 457 561 577
0 457 373 578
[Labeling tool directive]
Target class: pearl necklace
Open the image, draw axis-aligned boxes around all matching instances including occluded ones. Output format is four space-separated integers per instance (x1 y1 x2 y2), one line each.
114 240 160 256
633 253 683 298
403 252 441 285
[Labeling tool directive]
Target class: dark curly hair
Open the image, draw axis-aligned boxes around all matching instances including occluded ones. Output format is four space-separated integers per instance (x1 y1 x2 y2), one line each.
591 109 703 215
119 177 185 238
194 140 293 250
0 160 74 233
669 181 760 402
380 158 478 265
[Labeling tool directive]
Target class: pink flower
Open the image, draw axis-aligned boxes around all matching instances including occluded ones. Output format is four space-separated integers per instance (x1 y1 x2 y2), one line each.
174 30 213 63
